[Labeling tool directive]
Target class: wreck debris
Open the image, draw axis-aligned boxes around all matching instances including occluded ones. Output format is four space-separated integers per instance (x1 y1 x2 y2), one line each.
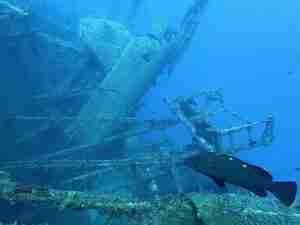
0 0 30 39
0 152 174 171
11 116 178 158
165 90 274 154
0 0 212 158
0 1 289 224
79 18 133 74
11 87 273 158
64 0 210 149
0 178 299 225
32 87 119 103
0 0 28 19
164 0 209 74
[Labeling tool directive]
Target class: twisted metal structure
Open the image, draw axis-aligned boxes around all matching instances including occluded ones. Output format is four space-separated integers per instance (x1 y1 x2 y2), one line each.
0 1 291 225
165 89 274 154
0 176 299 225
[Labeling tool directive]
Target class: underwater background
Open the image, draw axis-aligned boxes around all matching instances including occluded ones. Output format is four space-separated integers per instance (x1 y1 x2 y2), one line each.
1 0 300 224
132 0 300 182
141 0 300 179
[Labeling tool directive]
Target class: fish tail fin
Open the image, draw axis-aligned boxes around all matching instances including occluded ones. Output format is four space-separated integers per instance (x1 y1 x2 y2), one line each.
268 181 297 206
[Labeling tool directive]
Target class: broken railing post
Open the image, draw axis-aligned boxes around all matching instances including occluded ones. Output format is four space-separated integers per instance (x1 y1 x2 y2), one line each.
165 91 274 154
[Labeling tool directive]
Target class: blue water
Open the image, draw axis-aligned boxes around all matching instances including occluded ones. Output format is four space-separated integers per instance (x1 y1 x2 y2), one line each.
4 0 300 184
1 1 300 221
58 0 300 181
138 0 300 182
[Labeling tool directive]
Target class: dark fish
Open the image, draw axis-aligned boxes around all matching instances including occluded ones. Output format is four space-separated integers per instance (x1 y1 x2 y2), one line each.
183 151 297 206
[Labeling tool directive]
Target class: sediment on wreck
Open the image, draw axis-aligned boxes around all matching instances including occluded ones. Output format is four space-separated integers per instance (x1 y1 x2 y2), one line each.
65 30 164 147
0 0 209 160
1 180 299 225
65 0 209 152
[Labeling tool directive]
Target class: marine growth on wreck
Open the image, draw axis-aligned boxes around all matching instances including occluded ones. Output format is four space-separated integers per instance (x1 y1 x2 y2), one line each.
0 0 299 225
